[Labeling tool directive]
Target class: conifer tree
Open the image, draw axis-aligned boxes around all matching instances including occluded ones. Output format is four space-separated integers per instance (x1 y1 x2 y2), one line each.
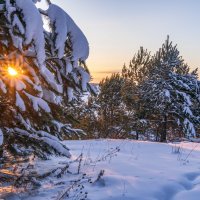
122 39 200 141
0 0 92 159
122 47 151 139
141 37 200 141
122 47 151 85
97 74 129 138
70 95 100 139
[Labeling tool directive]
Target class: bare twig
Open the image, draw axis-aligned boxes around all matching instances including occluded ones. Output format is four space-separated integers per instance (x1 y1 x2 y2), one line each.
183 143 199 162
77 153 83 174
93 170 104 183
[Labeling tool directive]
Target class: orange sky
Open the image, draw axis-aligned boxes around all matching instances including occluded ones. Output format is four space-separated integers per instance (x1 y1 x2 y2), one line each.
38 0 200 83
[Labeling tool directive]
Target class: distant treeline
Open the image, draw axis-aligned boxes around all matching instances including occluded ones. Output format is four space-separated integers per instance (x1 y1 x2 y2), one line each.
72 37 200 142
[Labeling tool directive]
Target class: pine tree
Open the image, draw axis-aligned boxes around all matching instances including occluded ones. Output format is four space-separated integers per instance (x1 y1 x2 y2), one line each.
0 0 92 159
122 47 151 85
70 95 100 139
141 37 200 141
121 47 151 139
97 74 130 138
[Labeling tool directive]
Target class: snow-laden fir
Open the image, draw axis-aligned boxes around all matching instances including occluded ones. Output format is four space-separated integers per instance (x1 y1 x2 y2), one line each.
0 0 93 158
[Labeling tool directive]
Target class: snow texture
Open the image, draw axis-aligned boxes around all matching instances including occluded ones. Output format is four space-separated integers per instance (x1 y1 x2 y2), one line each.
15 0 46 66
15 80 26 91
0 129 3 146
13 128 71 157
17 114 31 130
183 106 194 117
12 14 25 35
77 66 90 91
16 92 26 111
184 118 196 137
6 139 200 200
52 120 64 132
67 87 74 102
0 79 7 93
164 89 170 98
47 4 89 61
36 130 60 142
177 91 192 106
40 67 63 93
24 92 51 113
43 89 62 105
66 60 73 74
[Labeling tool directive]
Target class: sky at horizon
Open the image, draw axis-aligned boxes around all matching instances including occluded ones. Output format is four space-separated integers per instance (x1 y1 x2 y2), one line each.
38 0 200 83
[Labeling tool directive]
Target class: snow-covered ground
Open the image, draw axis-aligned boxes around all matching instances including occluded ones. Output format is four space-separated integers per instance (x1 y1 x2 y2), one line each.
2 139 200 200
67 140 200 200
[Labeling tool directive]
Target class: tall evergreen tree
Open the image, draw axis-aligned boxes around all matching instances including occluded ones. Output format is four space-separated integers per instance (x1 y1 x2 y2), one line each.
122 47 151 139
0 0 92 159
141 37 200 141
122 47 151 85
97 74 129 138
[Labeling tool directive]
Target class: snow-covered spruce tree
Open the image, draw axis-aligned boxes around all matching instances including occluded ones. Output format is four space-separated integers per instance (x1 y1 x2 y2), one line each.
140 37 200 142
0 0 92 159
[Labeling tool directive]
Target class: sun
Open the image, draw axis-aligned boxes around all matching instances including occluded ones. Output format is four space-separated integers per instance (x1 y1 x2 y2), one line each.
7 67 18 76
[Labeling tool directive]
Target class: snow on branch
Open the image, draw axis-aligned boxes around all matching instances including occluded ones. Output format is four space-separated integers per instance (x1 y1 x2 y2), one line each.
40 67 63 93
0 129 3 146
16 92 26 111
77 66 90 91
184 118 196 137
15 0 46 66
47 4 89 62
13 128 71 157
24 92 51 113
52 120 86 138
0 79 7 93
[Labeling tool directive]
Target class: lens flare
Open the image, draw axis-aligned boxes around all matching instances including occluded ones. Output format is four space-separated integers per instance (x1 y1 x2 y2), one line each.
8 67 18 76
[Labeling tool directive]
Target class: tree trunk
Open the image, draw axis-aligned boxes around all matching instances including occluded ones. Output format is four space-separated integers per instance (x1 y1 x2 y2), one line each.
160 115 167 142
136 131 139 140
